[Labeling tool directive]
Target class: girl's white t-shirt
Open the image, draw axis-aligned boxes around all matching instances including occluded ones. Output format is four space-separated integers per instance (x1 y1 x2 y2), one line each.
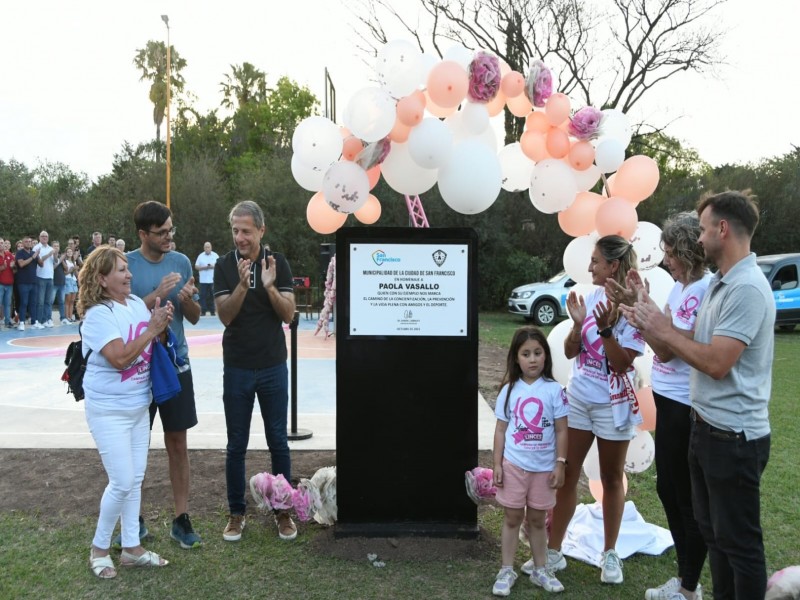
495 377 569 472
81 296 153 410
567 287 645 404
651 274 712 405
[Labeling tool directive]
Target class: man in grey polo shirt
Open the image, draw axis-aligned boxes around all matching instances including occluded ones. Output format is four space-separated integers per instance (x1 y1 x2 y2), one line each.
623 190 774 600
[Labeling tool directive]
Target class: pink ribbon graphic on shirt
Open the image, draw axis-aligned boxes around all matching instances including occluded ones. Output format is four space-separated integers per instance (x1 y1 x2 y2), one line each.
120 321 153 382
512 396 545 443
577 314 605 369
675 295 700 323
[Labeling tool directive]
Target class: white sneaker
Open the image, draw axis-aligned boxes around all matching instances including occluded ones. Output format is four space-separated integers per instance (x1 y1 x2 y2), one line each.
61 318 71 325
18 322 25 331
32 322 45 330
492 567 518 597
645 577 681 599
523 549 568 575
600 549 623 584
45 319 54 328
530 566 565 593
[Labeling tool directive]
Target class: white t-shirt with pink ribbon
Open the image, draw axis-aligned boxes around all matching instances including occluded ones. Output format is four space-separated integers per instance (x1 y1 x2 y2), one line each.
495 377 569 473
567 287 645 404
651 274 711 405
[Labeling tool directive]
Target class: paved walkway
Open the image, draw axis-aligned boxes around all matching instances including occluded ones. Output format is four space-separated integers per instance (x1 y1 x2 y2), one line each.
0 313 495 451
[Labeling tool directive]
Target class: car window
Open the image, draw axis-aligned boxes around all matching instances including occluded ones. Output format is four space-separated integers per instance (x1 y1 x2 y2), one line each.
548 271 566 283
773 264 798 290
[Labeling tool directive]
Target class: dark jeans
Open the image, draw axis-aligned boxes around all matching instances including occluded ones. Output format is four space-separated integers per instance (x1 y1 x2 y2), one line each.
199 283 214 314
223 363 290 515
53 284 66 321
654 393 706 591
689 415 770 600
17 282 36 324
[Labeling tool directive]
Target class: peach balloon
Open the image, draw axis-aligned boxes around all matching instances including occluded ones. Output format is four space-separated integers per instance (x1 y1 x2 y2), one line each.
568 140 595 171
389 119 411 143
636 386 657 432
485 88 507 117
307 192 347 234
525 111 550 135
354 193 382 225
595 196 638 239
589 473 628 503
544 93 570 126
426 60 469 108
611 155 660 203
500 71 525 98
342 136 364 162
339 126 352 139
545 127 570 159
424 90 458 118
366 164 381 190
396 94 425 127
520 130 550 162
506 92 533 118
558 191 605 237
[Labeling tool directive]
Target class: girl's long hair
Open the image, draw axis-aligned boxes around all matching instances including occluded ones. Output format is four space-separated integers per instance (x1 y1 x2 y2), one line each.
499 326 554 419
77 245 125 317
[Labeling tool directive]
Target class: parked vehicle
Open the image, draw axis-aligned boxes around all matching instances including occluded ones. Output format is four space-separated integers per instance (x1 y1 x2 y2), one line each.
757 253 800 331
507 271 575 326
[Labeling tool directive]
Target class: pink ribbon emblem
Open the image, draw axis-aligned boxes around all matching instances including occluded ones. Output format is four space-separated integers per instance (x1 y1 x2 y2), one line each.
120 321 153 382
512 396 545 443
676 295 700 322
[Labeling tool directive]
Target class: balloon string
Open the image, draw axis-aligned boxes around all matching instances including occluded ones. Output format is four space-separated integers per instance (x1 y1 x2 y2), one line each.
600 173 612 198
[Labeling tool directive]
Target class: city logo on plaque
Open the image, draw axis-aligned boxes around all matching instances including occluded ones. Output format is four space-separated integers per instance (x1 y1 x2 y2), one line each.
371 249 400 266
432 249 447 266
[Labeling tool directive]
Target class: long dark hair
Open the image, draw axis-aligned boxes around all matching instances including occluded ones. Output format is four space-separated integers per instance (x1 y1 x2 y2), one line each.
499 326 554 419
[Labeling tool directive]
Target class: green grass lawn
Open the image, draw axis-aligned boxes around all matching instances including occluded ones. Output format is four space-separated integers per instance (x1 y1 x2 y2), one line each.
1 314 797 599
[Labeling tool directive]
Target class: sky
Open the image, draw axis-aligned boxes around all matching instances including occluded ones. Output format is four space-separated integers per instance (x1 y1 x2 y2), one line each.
0 0 798 182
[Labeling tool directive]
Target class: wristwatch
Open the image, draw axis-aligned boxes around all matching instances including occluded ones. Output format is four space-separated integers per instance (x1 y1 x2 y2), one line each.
598 327 613 338
556 457 568 465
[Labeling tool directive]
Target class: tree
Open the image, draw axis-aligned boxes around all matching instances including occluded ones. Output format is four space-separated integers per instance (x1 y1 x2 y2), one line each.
133 40 187 142
220 62 268 110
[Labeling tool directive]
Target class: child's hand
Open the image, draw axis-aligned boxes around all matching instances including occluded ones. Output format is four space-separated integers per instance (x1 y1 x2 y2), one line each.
549 465 565 489
493 465 504 487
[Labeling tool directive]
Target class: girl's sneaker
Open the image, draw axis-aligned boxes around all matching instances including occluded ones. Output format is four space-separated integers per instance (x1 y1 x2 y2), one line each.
600 549 623 584
522 549 567 574
492 567 518 597
530 566 565 592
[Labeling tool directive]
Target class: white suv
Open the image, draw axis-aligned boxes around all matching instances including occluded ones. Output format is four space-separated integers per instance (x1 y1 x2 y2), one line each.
507 271 575 326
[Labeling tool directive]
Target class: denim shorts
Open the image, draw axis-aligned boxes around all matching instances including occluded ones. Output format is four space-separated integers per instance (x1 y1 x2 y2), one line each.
567 392 636 441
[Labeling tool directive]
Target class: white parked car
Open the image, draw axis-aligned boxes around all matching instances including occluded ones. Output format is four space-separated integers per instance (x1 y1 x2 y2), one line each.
507 271 575 326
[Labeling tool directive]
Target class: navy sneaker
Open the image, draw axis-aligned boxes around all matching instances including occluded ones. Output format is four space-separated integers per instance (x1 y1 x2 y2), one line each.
111 515 149 550
171 513 202 549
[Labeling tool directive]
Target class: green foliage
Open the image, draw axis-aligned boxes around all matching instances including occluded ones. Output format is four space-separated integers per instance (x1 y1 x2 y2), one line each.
133 40 187 142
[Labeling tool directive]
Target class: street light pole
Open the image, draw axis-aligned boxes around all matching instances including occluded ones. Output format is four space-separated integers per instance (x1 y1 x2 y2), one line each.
161 14 171 210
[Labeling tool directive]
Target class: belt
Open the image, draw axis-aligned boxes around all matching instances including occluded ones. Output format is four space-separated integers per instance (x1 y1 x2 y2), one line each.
690 408 744 440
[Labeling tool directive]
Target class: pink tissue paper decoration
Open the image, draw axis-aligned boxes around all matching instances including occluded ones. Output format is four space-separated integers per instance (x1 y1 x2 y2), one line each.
310 466 338 526
467 51 501 103
765 565 800 600
524 60 552 108
355 136 391 171
464 467 497 504
315 255 337 339
269 473 295 510
292 479 322 522
249 472 275 510
568 106 603 140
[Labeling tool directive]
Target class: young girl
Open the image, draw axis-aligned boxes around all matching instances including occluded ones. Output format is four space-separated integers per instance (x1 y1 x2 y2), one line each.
492 326 569 596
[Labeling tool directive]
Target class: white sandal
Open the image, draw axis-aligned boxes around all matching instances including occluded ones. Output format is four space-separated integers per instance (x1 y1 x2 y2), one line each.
89 551 117 579
120 549 169 567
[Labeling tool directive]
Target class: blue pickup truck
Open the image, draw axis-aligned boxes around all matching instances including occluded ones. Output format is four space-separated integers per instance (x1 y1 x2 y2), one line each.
758 253 800 331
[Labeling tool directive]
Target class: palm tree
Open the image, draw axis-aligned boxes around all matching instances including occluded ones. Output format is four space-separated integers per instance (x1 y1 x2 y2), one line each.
220 62 268 110
133 40 187 142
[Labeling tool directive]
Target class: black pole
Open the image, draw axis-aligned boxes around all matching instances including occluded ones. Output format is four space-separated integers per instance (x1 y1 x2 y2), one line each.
288 310 313 440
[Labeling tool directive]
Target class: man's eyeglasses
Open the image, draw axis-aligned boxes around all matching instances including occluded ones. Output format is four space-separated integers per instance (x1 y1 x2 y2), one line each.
147 226 177 239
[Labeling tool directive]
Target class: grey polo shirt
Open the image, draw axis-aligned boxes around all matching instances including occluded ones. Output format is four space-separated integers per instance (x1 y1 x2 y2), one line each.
690 253 775 440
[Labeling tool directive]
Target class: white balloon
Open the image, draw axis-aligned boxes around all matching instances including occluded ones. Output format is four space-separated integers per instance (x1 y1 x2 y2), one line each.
563 235 598 284
600 108 632 148
461 102 489 134
529 159 578 214
446 110 498 152
573 164 602 192
343 87 397 142
438 140 502 214
624 429 655 474
291 116 342 171
322 161 370 214
633 346 655 388
376 39 424 99
443 44 473 69
380 141 439 195
631 221 665 271
583 439 601 481
291 153 330 192
643 267 675 310
498 143 535 192
419 53 439 81
407 117 453 169
548 320 575 387
594 138 626 174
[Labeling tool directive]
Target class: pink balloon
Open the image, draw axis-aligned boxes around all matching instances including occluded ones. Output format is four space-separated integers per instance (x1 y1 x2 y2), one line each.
545 127 569 159
426 60 469 108
500 71 525 98
396 94 425 127
354 194 382 225
525 111 550 135
595 196 638 240
568 140 595 171
589 473 628 503
520 130 549 162
611 155 660 203
389 119 411 143
424 89 457 118
544 93 570 126
558 191 605 237
637 386 657 432
307 192 347 234
485 88 506 117
366 164 381 190
342 136 363 162
506 92 532 118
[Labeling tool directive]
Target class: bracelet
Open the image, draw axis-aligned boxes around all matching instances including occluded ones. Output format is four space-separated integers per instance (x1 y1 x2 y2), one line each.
556 457 568 465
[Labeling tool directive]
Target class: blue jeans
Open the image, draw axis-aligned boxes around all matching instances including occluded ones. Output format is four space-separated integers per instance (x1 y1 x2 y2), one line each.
0 284 12 326
36 277 54 324
17 282 36 324
689 417 770 600
53 284 66 321
199 283 214 314
223 363 290 514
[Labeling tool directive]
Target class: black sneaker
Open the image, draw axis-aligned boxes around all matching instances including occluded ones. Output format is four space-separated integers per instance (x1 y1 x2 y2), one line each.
111 515 149 550
171 513 202 549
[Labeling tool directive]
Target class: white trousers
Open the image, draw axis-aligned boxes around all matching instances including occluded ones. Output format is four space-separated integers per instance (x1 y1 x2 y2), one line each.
85 402 150 549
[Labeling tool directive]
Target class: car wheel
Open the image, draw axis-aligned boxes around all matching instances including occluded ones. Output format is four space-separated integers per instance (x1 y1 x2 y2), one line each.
532 300 557 326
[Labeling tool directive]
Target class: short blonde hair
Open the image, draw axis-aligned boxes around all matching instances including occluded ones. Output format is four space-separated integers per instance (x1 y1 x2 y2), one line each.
77 245 126 317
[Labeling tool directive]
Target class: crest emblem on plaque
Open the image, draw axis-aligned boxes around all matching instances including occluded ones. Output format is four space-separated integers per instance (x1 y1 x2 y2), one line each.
432 249 447 266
